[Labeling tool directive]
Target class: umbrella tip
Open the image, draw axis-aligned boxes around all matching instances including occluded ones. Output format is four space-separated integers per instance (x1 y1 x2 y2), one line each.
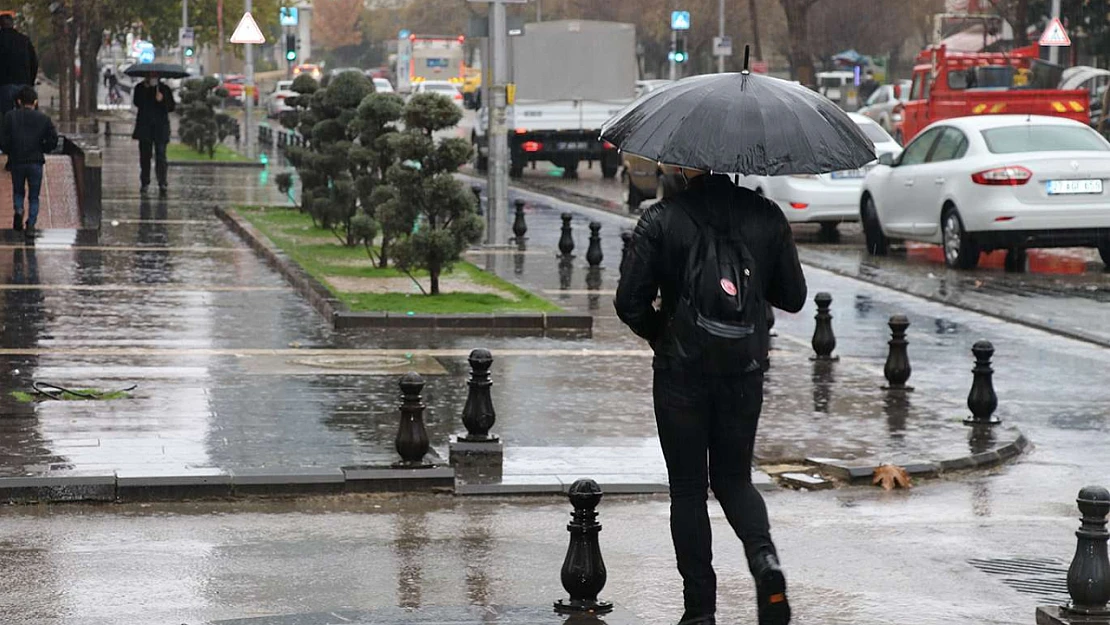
743 44 751 72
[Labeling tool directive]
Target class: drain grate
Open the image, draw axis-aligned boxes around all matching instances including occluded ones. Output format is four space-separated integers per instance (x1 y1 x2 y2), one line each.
969 557 1070 605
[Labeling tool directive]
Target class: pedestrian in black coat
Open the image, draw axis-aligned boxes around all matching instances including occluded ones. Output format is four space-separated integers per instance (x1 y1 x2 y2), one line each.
132 77 175 196
0 13 37 115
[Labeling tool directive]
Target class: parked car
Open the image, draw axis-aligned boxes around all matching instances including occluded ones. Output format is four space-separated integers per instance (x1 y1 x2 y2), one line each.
372 78 395 93
860 115 1110 269
816 71 855 105
411 80 463 106
220 75 259 106
635 79 673 98
736 113 902 238
267 80 296 118
859 80 912 137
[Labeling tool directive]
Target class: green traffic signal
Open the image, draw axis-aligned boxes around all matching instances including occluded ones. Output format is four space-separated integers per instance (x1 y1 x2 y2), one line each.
184 46 194 57
674 52 686 62
286 50 297 61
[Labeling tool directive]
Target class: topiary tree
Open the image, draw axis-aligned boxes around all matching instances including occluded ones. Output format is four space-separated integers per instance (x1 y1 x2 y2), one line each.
279 71 374 245
382 93 483 295
348 90 404 266
178 76 233 157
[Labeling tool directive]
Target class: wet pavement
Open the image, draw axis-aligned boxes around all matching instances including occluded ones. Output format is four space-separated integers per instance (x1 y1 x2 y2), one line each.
0 155 81 229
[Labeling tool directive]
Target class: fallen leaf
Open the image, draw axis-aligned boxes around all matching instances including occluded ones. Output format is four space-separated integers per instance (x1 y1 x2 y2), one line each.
872 464 912 490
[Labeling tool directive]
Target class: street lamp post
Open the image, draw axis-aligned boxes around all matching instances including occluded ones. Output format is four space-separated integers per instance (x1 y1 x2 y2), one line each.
717 0 725 73
244 0 255 159
180 0 189 66
486 0 509 246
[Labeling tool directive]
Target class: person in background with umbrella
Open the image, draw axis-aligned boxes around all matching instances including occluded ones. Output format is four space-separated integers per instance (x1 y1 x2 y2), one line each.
608 49 875 625
130 67 178 197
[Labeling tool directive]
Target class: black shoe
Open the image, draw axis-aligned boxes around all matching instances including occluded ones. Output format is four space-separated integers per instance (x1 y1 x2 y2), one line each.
140 185 149 194
753 552 790 625
23 225 35 240
158 186 168 198
12 214 22 231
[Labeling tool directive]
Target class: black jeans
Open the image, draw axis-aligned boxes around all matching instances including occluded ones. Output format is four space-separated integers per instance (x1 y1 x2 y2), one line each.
653 368 775 617
139 139 168 188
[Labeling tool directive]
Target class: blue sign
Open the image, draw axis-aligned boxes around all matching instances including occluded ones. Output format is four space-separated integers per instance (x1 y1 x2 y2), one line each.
280 7 299 27
138 42 156 64
399 29 411 39
671 11 690 31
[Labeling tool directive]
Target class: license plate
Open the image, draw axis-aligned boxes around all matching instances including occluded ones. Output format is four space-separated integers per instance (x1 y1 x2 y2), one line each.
831 169 865 179
556 141 589 151
1046 179 1103 195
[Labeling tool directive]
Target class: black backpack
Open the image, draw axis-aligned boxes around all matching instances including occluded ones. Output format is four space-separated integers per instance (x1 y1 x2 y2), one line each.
664 199 767 374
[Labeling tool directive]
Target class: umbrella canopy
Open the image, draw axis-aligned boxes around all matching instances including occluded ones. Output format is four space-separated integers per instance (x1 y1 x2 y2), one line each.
124 62 189 79
600 71 876 176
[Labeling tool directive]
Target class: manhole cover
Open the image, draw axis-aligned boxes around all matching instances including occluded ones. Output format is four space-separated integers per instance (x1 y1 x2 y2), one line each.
240 354 449 376
969 557 1069 605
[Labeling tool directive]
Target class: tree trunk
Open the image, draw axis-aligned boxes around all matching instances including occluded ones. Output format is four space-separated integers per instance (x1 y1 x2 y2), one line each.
429 265 440 296
749 0 763 61
52 2 77 124
782 0 817 87
77 15 103 118
378 237 390 268
1013 0 1029 46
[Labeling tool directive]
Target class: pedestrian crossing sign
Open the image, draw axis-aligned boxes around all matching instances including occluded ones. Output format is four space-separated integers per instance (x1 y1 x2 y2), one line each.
671 11 691 31
230 11 266 45
1039 17 1071 46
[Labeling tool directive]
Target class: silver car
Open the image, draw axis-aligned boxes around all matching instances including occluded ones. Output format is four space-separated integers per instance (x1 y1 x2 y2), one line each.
859 80 912 137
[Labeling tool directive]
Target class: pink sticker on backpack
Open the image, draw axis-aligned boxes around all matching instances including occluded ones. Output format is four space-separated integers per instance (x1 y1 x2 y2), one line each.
720 278 737 296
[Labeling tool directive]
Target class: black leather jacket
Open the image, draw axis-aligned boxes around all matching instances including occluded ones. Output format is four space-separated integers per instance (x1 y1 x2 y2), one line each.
615 174 807 370
0 107 58 165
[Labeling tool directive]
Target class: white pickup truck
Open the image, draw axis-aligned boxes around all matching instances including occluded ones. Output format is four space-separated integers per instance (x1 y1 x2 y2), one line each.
473 20 638 179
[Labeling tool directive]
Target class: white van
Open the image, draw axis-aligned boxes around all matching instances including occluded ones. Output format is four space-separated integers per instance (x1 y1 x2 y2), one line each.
816 71 855 104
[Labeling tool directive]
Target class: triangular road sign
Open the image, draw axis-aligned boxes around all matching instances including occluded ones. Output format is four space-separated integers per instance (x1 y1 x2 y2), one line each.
230 11 266 44
1039 17 1071 46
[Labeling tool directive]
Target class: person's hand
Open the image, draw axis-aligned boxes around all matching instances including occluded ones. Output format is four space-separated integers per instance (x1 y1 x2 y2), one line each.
155 89 164 102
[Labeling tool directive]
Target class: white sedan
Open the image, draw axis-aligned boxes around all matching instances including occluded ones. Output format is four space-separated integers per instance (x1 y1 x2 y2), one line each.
860 115 1110 269
372 78 395 93
411 80 464 107
266 80 297 118
738 113 902 239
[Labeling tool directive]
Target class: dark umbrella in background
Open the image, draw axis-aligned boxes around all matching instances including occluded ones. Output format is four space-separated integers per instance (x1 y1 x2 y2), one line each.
123 63 189 80
600 47 876 176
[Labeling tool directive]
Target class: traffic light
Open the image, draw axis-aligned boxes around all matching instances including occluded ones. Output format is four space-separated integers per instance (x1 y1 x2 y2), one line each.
184 46 195 58
285 34 297 62
674 36 687 63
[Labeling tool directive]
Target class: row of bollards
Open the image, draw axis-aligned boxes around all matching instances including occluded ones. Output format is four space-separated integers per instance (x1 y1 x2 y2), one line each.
807 292 1000 427
557 213 605 268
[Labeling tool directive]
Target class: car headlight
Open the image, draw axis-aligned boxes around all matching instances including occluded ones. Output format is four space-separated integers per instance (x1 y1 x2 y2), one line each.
892 113 903 122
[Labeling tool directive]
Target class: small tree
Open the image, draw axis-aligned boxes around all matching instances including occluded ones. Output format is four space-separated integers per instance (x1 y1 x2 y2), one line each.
383 93 483 295
348 90 404 266
280 71 374 245
178 77 233 157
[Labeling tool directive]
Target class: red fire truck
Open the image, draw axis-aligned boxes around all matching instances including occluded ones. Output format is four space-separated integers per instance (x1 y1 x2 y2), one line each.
894 43 1089 144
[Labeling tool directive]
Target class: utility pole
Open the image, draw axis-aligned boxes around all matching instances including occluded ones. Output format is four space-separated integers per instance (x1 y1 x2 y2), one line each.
1048 0 1061 65
536 0 542 21
244 0 255 159
717 0 724 73
181 0 189 66
487 0 508 246
669 29 677 80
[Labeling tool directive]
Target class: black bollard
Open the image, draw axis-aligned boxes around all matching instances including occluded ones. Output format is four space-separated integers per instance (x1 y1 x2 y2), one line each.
554 478 614 614
471 185 484 216
586 222 604 268
512 199 528 242
883 314 913 391
964 340 1000 426
811 292 838 361
559 213 576 257
394 372 433 468
459 349 498 442
1067 486 1110 615
620 231 633 269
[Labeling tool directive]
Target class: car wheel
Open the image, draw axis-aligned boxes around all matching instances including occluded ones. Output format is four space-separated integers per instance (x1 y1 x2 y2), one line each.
1004 247 1027 273
625 175 644 212
601 154 620 179
818 222 841 243
861 195 889 256
1098 239 1110 269
509 162 524 178
941 206 980 270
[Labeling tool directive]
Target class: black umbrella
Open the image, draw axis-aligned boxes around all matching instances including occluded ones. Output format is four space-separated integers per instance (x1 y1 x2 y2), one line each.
124 62 189 80
600 52 875 176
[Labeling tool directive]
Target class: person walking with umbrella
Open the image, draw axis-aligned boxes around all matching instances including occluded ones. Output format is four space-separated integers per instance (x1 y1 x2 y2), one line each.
127 64 185 197
608 49 875 625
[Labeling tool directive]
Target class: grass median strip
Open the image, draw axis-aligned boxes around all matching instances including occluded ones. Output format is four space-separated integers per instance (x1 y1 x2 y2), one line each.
238 207 560 314
167 143 253 163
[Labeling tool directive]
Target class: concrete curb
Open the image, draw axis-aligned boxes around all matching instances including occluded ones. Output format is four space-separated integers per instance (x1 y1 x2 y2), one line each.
0 465 456 504
805 427 1029 484
216 206 593 336
795 250 1110 351
169 159 265 169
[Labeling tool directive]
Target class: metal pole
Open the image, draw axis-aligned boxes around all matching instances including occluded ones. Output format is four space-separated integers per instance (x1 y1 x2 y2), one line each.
536 0 542 21
245 0 255 159
1048 0 1061 65
487 0 509 246
717 0 724 73
669 29 676 80
181 0 189 65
